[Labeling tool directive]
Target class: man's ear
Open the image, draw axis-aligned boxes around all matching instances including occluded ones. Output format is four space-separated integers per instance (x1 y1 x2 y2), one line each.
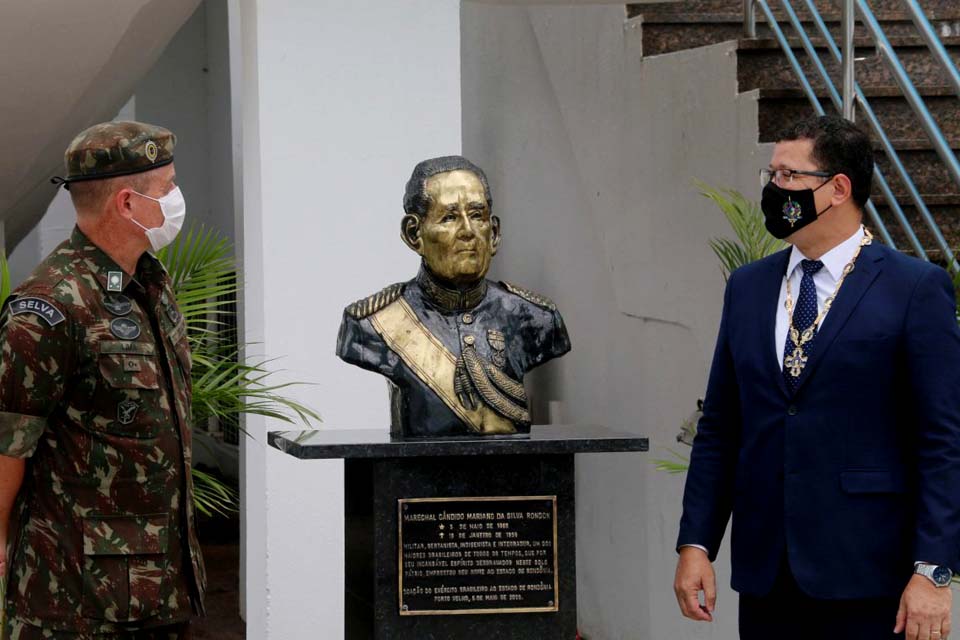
113 188 136 220
490 215 502 255
830 174 853 208
401 214 423 254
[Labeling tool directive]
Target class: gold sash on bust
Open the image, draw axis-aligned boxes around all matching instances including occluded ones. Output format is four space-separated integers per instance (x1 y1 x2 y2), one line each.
369 298 517 435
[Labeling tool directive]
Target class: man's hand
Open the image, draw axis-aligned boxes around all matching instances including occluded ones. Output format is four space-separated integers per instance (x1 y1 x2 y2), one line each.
895 574 953 640
674 546 716 622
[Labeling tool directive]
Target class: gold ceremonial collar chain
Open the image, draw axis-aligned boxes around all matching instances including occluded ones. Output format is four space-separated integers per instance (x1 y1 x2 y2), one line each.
416 266 488 313
783 227 873 379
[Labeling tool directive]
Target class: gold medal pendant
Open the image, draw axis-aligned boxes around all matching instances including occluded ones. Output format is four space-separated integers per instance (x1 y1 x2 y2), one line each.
784 345 807 378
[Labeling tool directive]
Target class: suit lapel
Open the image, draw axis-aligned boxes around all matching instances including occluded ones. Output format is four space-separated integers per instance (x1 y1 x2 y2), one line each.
791 242 885 394
762 249 792 399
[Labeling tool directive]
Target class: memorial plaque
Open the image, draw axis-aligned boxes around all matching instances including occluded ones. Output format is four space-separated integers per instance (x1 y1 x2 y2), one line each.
398 496 559 615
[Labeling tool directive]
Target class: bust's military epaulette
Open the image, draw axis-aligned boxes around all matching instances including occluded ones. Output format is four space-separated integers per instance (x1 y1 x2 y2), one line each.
346 282 405 319
500 281 557 311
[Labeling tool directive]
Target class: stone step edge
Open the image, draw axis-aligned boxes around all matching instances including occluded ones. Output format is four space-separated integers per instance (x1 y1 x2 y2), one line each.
756 135 960 151
872 194 960 206
635 11 960 24
737 35 960 49
757 85 959 98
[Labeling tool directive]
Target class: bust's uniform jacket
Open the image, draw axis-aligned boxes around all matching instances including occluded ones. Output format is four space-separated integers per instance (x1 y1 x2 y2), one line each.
0 228 205 633
678 241 960 599
337 268 571 437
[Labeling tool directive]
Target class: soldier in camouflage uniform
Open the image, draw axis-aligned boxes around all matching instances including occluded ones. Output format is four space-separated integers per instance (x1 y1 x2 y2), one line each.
0 122 205 638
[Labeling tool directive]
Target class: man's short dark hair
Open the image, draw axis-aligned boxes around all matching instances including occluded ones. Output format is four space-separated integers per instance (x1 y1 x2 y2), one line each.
776 115 874 209
403 156 492 218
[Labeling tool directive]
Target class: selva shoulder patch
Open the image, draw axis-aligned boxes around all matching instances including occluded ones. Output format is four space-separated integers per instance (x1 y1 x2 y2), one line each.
9 297 66 327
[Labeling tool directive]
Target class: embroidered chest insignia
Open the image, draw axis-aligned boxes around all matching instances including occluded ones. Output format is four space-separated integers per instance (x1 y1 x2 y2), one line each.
110 317 141 340
103 294 133 316
107 271 124 293
117 400 140 425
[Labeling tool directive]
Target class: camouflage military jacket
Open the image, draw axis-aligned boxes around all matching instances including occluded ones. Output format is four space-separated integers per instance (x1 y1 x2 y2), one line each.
0 227 205 632
337 266 571 437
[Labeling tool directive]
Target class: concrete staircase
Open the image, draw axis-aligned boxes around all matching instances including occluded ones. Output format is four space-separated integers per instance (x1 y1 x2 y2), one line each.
628 0 960 261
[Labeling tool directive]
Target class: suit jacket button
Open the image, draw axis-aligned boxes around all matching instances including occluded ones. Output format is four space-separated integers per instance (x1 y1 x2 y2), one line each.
787 405 798 416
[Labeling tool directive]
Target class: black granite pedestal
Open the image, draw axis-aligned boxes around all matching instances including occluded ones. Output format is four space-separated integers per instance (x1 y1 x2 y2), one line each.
269 425 647 640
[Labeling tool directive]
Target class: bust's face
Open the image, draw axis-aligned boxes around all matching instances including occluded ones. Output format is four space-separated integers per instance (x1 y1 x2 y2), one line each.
418 170 498 285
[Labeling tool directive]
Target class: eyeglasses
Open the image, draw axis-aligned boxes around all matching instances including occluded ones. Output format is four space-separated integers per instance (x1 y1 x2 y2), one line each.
760 168 834 187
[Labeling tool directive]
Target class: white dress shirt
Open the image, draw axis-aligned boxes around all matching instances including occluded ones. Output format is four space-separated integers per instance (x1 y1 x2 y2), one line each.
775 226 865 367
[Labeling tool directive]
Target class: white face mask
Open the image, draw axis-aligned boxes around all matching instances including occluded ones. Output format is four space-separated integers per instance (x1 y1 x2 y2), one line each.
130 186 186 252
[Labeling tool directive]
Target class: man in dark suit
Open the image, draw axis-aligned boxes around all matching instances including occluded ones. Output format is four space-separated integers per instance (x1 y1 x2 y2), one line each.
674 115 960 640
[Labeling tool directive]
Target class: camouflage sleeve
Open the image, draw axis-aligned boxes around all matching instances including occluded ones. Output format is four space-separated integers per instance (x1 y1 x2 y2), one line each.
0 296 73 458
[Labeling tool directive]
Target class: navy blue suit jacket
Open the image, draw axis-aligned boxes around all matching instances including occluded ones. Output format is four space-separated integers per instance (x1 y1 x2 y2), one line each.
678 241 960 599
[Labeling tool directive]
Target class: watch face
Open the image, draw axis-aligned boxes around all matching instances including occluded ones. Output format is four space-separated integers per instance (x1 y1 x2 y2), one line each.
933 566 953 586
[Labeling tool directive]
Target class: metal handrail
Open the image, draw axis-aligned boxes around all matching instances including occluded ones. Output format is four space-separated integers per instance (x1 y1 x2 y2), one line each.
856 1 960 194
751 0 901 251
841 0 855 119
777 0 924 255
903 0 960 98
798 0 953 264
744 0 757 38
741 0 959 267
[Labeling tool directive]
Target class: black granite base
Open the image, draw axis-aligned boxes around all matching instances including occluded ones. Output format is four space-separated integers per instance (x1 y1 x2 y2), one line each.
345 454 577 640
269 426 648 640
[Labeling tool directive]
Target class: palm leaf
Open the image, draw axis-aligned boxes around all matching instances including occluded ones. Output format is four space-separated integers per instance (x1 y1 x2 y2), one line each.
192 468 239 517
653 449 690 474
159 225 321 515
696 180 787 280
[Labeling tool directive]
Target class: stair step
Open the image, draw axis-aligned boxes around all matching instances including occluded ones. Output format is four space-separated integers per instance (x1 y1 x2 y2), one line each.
874 193 960 206
739 35 960 49
635 10 960 23
874 150 960 197
639 19 950 57
639 19 948 56
738 42 960 94
757 93 960 144
629 0 958 20
757 85 960 98
869 201 960 258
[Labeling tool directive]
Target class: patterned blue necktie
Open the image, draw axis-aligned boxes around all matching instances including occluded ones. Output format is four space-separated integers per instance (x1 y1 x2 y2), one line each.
783 259 824 392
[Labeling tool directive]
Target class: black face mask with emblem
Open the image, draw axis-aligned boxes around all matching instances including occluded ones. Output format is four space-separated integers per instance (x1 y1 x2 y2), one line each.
761 180 834 239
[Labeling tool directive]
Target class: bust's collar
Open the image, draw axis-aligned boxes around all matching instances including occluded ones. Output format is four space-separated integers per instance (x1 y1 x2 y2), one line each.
416 265 487 312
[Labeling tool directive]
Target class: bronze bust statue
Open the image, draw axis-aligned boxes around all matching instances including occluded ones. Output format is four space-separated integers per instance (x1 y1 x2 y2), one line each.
336 156 571 438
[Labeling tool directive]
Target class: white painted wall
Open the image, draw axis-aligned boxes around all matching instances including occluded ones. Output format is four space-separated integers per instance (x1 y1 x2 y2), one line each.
8 1 235 287
236 1 462 637
0 0 201 252
461 5 768 638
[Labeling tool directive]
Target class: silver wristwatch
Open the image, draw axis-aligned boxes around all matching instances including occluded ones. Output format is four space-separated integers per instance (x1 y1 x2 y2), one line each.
915 563 953 587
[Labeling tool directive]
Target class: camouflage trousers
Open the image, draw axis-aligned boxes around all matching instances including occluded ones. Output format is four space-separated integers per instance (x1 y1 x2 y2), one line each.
3 619 190 640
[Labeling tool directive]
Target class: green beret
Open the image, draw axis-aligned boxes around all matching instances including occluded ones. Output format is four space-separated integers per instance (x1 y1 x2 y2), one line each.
53 121 176 187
